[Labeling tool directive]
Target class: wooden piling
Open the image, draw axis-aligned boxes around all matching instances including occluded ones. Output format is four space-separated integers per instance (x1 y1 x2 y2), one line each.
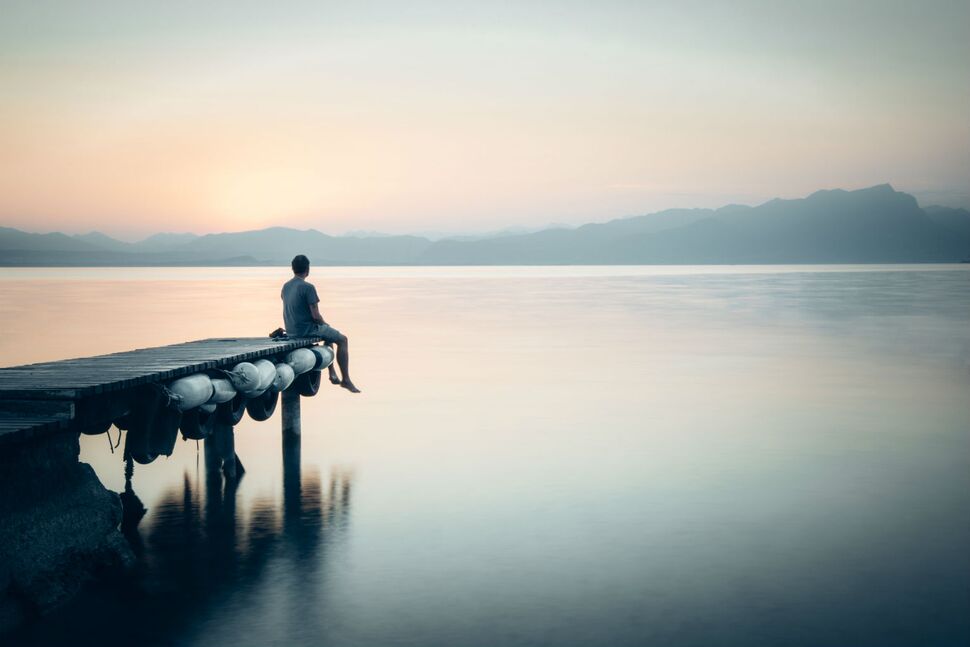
281 389 301 437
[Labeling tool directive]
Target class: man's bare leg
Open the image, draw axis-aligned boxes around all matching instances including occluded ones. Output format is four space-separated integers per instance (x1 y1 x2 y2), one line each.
325 342 340 384
335 334 360 393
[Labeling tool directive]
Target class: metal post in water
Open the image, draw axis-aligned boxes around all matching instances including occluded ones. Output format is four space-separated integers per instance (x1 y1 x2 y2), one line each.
207 422 237 479
282 389 301 437
282 420 301 516
281 388 302 528
204 431 222 476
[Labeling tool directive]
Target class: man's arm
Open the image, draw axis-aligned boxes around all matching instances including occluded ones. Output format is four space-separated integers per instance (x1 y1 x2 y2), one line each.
309 302 326 325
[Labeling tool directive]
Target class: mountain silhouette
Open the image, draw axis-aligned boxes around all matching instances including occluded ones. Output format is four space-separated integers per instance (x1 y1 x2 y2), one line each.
2 185 968 266
418 185 969 264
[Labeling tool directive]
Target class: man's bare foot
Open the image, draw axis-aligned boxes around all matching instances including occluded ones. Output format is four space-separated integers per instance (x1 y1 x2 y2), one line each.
328 370 341 385
341 380 361 393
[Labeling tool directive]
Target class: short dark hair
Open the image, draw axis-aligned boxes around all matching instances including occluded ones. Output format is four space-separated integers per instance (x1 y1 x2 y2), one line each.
291 254 310 274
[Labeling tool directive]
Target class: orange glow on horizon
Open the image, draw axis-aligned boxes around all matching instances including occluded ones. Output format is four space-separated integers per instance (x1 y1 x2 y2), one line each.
1 2 967 238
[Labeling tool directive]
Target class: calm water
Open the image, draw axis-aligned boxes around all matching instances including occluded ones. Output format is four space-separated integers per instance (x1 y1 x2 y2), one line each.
2 265 969 646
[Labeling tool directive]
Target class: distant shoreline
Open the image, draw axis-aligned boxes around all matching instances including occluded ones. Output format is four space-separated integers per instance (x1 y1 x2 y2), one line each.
3 262 969 269
4 185 969 265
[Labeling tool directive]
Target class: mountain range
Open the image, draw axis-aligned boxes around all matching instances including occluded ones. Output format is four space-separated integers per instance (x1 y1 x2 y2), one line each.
2 185 969 266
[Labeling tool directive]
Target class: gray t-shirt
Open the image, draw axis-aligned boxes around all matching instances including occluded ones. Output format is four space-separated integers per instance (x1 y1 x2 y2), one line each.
281 276 320 337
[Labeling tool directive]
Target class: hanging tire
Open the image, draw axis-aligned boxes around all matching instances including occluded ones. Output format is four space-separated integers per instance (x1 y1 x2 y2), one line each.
217 395 248 425
148 407 181 457
125 419 153 464
80 419 112 435
125 387 180 459
246 389 279 421
293 371 321 397
130 450 159 465
180 407 215 440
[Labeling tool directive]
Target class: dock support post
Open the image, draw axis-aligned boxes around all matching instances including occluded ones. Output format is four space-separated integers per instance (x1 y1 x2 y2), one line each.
281 389 301 438
205 423 239 479
204 432 221 477
281 390 301 521
282 424 301 508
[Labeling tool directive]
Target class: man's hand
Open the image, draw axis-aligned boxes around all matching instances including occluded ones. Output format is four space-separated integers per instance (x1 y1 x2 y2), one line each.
309 302 326 325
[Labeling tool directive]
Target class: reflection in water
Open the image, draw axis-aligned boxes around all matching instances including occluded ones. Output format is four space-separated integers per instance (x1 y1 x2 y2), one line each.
5 267 969 646
119 455 147 558
13 429 352 647
134 432 352 644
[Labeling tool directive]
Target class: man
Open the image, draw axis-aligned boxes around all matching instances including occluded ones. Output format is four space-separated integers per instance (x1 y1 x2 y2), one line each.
282 254 360 393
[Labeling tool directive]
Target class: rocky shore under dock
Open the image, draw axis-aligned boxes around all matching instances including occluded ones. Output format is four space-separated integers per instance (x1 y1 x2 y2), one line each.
0 432 134 632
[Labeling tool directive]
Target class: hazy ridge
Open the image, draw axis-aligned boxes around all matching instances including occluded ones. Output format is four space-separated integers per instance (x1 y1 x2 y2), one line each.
2 185 968 266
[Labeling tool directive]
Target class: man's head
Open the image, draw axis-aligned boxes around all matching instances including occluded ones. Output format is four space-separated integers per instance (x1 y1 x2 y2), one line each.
291 254 310 276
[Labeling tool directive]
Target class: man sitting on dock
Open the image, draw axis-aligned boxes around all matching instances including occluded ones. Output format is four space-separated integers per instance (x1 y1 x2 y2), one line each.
282 255 360 393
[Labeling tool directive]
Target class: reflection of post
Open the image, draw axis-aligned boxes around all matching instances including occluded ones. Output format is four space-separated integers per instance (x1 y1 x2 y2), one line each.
282 389 301 437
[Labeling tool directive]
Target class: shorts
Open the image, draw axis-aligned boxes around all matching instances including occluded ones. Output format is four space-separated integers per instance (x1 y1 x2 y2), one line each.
311 323 343 344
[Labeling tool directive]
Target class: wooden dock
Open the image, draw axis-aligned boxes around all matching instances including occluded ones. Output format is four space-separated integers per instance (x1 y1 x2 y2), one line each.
0 337 318 446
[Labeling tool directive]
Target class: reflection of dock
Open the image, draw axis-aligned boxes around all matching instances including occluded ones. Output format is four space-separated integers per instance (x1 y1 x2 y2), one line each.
0 338 332 633
3 383 352 643
0 337 317 444
124 441 353 644
118 393 352 642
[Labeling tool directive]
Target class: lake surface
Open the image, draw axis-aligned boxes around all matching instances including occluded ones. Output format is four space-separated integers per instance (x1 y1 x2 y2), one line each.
2 265 969 646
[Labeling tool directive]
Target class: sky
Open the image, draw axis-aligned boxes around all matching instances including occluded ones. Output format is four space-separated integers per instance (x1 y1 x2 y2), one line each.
1 0 968 240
